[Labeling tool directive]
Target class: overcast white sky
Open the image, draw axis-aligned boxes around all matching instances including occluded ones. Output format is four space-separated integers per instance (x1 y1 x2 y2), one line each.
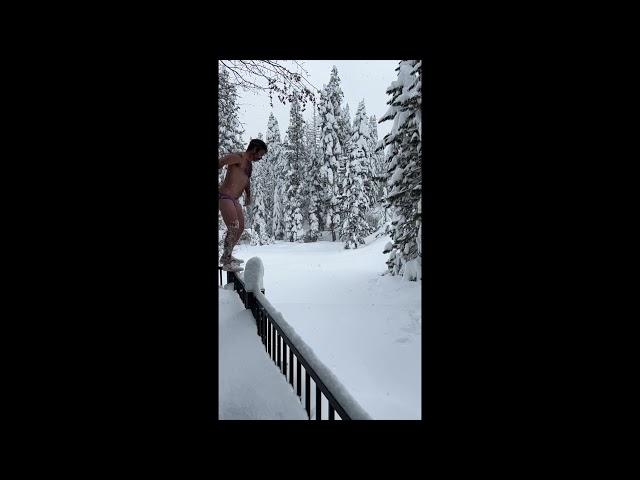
230 60 402 146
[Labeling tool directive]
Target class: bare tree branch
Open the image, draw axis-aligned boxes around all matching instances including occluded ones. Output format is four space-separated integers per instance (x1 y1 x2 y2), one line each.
218 60 319 107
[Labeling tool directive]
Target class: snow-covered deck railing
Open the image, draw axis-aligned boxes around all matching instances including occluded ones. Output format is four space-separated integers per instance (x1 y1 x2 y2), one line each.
223 258 372 421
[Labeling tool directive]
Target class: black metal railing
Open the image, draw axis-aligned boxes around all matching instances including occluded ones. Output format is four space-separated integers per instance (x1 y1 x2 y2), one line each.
223 270 361 420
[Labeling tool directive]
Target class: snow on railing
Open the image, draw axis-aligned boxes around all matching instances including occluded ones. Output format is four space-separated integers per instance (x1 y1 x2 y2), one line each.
222 258 372 421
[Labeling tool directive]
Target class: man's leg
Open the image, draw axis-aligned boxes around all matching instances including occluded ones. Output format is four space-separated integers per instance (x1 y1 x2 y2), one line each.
219 198 241 265
227 200 246 263
235 200 245 237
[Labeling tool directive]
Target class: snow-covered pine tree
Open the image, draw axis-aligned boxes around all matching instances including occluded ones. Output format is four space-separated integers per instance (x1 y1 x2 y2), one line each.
339 103 353 158
280 133 292 240
317 84 343 242
243 133 264 230
378 60 422 280
303 105 322 242
218 68 245 158
364 113 389 233
350 101 375 207
368 114 386 203
248 133 274 245
273 132 289 240
340 100 373 248
335 102 353 227
283 96 306 242
264 113 283 239
250 186 271 245
327 66 346 147
272 182 285 240
324 67 352 238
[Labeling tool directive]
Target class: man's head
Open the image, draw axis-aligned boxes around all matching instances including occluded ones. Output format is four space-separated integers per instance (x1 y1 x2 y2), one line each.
246 139 267 161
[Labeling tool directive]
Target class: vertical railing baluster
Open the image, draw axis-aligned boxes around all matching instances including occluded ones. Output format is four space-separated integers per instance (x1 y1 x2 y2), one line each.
305 372 311 418
272 326 276 362
267 321 271 355
329 404 335 420
289 349 293 386
264 314 268 349
283 343 287 378
277 332 281 369
316 386 322 420
296 360 301 398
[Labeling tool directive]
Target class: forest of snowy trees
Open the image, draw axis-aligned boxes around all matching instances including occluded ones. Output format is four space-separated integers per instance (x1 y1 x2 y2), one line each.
218 61 422 281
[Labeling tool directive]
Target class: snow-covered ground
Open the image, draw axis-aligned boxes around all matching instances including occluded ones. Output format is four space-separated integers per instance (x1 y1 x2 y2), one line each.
222 233 421 420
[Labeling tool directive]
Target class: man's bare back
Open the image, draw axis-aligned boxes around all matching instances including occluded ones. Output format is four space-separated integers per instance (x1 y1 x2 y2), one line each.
219 153 251 199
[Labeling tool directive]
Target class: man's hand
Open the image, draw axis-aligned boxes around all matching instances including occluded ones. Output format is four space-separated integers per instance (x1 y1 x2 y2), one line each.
218 153 242 170
244 181 251 206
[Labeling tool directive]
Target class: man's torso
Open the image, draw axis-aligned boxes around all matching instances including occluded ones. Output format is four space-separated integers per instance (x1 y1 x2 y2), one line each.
219 153 250 198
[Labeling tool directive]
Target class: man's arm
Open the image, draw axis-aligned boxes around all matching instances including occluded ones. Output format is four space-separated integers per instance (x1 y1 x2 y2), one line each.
244 181 251 206
218 153 242 169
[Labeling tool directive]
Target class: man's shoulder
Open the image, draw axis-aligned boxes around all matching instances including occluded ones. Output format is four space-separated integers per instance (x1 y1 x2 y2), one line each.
224 152 244 165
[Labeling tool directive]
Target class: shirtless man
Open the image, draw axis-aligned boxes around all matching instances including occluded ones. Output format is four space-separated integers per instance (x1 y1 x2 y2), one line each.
218 138 267 271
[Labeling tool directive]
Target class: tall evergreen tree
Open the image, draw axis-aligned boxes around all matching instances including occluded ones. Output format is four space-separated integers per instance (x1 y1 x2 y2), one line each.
368 114 386 203
317 84 343 241
327 66 347 148
283 97 306 242
272 182 285 240
271 128 286 241
250 186 271 245
340 103 353 155
218 68 244 150
248 133 275 245
340 100 373 248
303 106 322 241
264 114 282 239
378 60 422 280
325 70 350 229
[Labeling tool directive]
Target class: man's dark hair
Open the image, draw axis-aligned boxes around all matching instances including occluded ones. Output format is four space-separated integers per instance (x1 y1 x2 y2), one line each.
247 138 268 153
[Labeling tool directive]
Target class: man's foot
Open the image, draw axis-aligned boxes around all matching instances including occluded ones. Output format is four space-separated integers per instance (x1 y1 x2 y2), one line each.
219 256 243 267
221 263 244 273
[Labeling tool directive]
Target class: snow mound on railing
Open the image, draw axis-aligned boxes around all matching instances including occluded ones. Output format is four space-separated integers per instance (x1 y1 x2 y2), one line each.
243 257 264 293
